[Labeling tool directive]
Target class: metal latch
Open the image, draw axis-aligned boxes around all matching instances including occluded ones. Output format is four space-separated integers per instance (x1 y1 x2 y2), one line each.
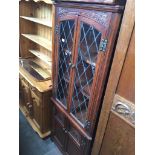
84 120 91 129
99 39 108 52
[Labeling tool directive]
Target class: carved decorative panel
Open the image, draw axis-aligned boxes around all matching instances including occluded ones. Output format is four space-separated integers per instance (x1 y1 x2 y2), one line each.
112 94 135 125
58 7 111 28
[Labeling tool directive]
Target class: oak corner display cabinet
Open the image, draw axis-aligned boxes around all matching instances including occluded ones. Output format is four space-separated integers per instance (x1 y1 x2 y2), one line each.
51 1 124 155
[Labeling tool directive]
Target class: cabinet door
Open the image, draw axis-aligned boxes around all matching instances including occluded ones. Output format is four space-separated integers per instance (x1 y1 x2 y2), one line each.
21 80 33 117
53 107 68 152
19 79 24 105
66 124 89 155
69 16 108 131
53 14 78 110
31 92 42 129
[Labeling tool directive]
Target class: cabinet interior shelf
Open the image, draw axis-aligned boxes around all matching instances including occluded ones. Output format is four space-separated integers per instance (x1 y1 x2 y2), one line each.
29 49 52 66
22 34 52 51
20 16 52 27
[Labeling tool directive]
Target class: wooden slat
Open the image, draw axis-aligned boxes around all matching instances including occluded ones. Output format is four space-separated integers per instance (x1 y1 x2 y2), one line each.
91 0 135 154
30 64 50 79
33 59 51 75
29 49 52 66
22 34 52 51
20 16 52 27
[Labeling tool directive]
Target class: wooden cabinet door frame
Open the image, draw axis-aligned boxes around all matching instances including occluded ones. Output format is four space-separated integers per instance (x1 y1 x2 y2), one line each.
69 15 110 134
52 4 121 135
53 106 68 153
31 91 42 129
53 12 79 111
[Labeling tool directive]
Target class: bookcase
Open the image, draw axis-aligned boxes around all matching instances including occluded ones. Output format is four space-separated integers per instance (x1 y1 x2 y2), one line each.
19 0 53 138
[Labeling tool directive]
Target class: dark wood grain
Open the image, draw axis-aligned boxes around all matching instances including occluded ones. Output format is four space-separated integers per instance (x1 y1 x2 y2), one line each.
51 2 124 155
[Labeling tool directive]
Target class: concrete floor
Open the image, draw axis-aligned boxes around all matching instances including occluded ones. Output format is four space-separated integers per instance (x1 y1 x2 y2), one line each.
19 111 62 155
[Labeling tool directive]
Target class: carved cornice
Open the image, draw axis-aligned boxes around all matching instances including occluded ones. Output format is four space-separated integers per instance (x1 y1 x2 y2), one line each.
80 10 110 27
58 7 111 27
58 7 79 17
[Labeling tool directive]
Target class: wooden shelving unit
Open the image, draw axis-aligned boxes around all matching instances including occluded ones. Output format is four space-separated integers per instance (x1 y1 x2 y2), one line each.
22 34 52 51
20 16 52 27
20 0 53 76
19 0 53 138
29 49 52 66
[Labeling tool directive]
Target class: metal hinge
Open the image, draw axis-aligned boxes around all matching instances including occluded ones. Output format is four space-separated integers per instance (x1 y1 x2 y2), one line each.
55 24 59 35
99 39 108 52
84 120 91 129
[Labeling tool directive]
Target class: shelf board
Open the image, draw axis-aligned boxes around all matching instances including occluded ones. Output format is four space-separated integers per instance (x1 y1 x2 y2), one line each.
30 65 50 79
29 49 52 66
33 0 54 4
20 16 52 27
33 59 51 75
22 34 52 51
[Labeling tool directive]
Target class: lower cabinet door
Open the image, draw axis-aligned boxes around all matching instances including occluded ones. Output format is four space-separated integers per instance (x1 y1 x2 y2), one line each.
19 79 24 105
31 92 42 129
21 81 29 106
22 80 32 112
66 124 90 155
53 106 91 155
53 117 66 152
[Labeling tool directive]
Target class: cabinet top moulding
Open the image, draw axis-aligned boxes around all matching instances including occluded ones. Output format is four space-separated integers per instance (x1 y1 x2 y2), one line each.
22 34 52 51
20 16 52 28
54 2 124 13
19 0 54 5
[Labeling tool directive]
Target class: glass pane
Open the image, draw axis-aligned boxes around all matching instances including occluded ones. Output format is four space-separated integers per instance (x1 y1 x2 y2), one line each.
56 20 75 107
70 22 102 126
54 108 65 126
69 126 81 145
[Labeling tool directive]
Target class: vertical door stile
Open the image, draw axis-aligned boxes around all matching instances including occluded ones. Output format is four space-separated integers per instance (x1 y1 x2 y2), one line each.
67 16 80 113
55 13 79 112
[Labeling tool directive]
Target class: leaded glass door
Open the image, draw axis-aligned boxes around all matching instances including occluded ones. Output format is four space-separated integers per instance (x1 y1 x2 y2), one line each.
70 17 106 129
54 17 78 109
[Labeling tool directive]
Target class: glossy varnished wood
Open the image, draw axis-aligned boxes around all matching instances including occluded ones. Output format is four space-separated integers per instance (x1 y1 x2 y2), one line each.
51 2 124 155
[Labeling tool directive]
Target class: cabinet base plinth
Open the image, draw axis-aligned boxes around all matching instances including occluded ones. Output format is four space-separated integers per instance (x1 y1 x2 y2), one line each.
19 105 51 139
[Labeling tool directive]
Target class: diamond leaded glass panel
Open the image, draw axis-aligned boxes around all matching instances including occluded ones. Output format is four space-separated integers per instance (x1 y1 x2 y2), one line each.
70 22 102 126
56 20 75 107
